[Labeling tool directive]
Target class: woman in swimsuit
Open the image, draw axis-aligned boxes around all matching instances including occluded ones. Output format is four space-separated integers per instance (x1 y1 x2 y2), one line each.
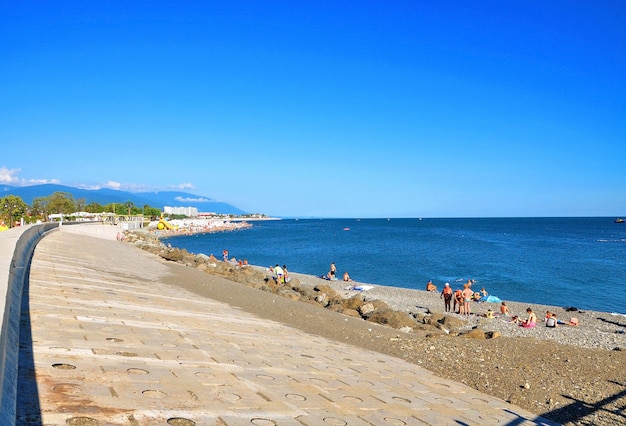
521 308 537 328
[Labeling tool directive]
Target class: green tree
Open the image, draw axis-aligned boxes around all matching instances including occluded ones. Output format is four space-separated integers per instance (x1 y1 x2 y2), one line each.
143 206 162 220
76 197 86 212
102 203 117 214
0 195 29 227
31 196 48 220
85 202 104 213
46 191 76 214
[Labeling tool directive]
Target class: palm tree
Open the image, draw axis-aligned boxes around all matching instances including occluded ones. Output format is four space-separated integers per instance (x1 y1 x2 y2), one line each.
124 201 134 216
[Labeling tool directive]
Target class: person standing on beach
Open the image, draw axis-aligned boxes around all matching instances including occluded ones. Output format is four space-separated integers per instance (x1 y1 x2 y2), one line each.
329 262 337 280
454 289 464 314
440 283 453 312
461 283 473 316
222 249 229 262
274 264 284 283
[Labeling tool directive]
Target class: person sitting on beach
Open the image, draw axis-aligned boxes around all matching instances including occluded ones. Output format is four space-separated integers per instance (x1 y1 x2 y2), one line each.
343 271 353 282
472 291 482 301
500 302 509 316
426 280 437 292
520 308 537 328
485 309 495 319
440 283 453 312
480 287 488 297
546 312 558 328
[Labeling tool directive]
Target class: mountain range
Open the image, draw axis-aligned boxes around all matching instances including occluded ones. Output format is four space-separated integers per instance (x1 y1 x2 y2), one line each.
0 184 247 215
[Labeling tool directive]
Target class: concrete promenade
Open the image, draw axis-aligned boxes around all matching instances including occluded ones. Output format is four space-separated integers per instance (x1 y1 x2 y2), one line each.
6 225 557 425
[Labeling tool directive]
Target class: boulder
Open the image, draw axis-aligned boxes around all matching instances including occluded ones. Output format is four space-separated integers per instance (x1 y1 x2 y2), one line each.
160 248 184 262
441 315 466 330
365 309 415 330
462 328 486 339
359 302 376 316
341 295 365 311
342 309 361 318
486 331 501 339
277 289 301 301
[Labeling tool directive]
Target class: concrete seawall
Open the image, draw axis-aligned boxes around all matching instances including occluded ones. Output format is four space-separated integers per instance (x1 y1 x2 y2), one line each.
0 223 119 424
0 223 58 423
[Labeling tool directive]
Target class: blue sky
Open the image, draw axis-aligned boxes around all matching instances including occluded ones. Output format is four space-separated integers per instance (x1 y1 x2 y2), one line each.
1 1 624 218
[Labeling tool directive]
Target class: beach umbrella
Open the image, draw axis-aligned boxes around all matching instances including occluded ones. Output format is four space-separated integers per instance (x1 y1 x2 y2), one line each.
480 295 502 303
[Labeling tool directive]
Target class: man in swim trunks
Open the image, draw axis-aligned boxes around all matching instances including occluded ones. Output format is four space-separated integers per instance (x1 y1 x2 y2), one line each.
461 283 473 316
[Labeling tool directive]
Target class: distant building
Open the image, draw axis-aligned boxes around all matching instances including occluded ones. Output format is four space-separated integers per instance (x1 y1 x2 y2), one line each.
164 206 198 217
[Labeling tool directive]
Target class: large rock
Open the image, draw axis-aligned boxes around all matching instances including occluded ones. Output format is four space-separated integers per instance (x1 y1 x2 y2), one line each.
341 295 365 311
462 327 487 339
441 315 466 330
313 284 343 306
365 309 415 330
160 248 184 262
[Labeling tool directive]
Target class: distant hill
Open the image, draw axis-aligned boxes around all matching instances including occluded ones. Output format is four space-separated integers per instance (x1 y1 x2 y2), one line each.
0 184 247 215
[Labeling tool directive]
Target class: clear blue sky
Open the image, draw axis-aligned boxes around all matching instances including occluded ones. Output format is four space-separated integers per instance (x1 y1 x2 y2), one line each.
1 1 625 218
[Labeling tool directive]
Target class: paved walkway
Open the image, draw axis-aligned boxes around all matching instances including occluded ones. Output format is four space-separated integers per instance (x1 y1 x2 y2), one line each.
15 229 557 425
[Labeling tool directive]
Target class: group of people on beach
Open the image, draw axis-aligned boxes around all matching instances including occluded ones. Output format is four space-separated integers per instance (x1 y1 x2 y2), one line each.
269 264 290 284
220 249 249 267
433 279 478 316
320 262 353 282
509 309 579 328
430 278 581 328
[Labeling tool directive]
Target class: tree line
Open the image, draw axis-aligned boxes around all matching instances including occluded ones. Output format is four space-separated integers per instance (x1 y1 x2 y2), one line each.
0 191 162 227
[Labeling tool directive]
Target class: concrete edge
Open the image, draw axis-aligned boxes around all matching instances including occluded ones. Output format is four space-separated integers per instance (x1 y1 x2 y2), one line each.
0 223 59 424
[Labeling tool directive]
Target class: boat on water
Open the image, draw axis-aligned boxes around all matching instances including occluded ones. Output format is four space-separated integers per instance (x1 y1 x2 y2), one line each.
615 218 625 223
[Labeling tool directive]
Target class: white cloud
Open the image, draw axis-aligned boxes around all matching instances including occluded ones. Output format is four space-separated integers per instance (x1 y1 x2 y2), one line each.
0 167 21 184
25 178 60 185
104 181 122 189
175 196 211 203
77 184 103 190
0 168 61 186
171 182 194 190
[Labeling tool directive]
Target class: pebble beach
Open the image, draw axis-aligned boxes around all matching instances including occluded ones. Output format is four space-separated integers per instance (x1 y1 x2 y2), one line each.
287 271 626 352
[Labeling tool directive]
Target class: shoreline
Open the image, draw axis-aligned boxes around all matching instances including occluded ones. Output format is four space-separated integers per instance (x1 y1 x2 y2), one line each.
275 269 626 351
125 225 626 351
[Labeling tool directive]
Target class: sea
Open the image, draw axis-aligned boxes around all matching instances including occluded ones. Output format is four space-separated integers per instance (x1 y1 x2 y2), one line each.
163 217 626 314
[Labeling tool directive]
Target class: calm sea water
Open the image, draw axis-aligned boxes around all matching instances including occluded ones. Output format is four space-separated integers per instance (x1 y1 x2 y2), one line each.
164 218 626 314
